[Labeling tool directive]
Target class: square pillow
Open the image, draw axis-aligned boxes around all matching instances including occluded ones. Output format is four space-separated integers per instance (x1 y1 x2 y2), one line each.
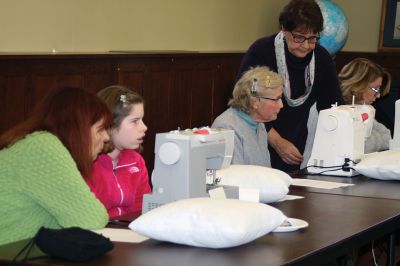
355 150 400 180
129 198 286 248
215 165 292 203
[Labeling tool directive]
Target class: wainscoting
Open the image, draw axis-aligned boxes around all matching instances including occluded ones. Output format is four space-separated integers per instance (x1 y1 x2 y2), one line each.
0 51 398 169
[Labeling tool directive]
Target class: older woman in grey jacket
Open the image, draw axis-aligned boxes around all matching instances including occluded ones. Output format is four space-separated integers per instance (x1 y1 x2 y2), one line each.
212 66 283 167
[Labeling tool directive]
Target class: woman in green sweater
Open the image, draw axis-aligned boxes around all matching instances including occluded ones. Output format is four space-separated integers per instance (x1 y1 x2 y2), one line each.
0 87 112 245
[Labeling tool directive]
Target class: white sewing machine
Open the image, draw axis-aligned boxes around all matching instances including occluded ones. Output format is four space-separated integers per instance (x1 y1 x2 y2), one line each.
307 104 375 177
142 127 236 213
390 99 400 150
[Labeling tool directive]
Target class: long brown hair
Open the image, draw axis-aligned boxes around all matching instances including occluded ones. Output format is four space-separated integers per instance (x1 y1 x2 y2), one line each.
0 87 112 177
97 85 144 153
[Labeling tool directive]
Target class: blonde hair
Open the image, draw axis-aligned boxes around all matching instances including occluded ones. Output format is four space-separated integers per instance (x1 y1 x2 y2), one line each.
229 66 283 114
97 85 144 153
339 58 391 104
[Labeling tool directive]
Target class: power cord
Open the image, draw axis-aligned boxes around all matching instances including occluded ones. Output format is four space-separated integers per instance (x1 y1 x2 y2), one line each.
300 158 357 175
342 158 358 172
300 164 344 171
372 240 378 266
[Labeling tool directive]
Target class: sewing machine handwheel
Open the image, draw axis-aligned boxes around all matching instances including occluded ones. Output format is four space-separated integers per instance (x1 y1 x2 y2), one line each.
322 115 338 131
158 142 181 165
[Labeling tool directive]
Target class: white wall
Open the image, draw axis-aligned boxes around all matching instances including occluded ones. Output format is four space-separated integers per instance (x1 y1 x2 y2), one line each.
0 0 381 53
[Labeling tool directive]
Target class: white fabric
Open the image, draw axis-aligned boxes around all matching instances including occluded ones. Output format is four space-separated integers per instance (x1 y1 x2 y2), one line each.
301 103 318 169
129 198 286 248
216 165 292 203
355 150 400 180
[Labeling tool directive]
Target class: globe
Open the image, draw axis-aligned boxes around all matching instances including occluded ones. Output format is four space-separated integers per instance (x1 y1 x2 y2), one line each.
316 0 349 55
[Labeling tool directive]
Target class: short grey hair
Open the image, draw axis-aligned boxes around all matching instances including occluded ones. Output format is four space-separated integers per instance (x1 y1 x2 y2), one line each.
229 66 283 114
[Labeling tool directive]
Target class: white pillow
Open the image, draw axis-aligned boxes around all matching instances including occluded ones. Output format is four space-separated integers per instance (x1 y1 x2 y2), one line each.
216 165 292 203
355 150 400 180
129 197 286 248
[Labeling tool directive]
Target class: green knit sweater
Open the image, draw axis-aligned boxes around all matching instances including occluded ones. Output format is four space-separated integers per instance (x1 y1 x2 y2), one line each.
0 131 108 245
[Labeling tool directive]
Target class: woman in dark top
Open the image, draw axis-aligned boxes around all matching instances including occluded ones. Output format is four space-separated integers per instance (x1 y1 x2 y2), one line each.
237 0 344 172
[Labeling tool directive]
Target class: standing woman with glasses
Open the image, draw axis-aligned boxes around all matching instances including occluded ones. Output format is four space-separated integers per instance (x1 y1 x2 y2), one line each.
212 66 283 167
237 0 344 172
339 58 392 153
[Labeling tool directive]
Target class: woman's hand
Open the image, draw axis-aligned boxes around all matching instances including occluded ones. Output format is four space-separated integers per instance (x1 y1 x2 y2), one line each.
268 128 303 165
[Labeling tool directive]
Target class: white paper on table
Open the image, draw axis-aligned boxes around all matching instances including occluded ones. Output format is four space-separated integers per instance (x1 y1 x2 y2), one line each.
277 194 304 202
93 228 149 243
208 186 227 199
291 178 354 189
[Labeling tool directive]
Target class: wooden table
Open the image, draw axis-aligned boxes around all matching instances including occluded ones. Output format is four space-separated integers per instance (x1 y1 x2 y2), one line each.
290 172 400 200
2 191 400 266
290 172 400 265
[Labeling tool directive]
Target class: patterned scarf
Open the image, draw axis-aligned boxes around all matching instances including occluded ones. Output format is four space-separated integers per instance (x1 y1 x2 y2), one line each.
274 31 315 107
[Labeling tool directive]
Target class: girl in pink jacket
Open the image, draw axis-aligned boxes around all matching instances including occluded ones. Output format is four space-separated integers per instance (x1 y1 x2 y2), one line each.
88 85 151 219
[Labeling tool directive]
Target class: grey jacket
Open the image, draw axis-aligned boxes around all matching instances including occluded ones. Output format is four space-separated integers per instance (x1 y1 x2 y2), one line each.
212 107 271 167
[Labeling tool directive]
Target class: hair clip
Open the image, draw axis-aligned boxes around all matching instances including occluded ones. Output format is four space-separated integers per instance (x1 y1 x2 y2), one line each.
265 76 271 87
120 95 127 103
251 78 257 95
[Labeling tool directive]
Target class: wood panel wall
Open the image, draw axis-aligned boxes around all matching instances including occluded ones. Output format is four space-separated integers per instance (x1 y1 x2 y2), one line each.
1 51 399 170
335 51 400 86
0 53 243 170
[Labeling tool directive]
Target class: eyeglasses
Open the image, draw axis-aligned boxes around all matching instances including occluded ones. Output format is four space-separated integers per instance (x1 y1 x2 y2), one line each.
254 95 283 102
370 87 381 97
290 32 320 44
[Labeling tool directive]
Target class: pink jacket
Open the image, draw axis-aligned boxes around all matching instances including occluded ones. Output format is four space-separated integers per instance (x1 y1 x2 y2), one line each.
88 150 151 219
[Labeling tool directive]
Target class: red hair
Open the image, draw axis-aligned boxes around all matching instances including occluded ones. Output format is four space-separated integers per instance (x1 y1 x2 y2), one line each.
0 87 112 177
